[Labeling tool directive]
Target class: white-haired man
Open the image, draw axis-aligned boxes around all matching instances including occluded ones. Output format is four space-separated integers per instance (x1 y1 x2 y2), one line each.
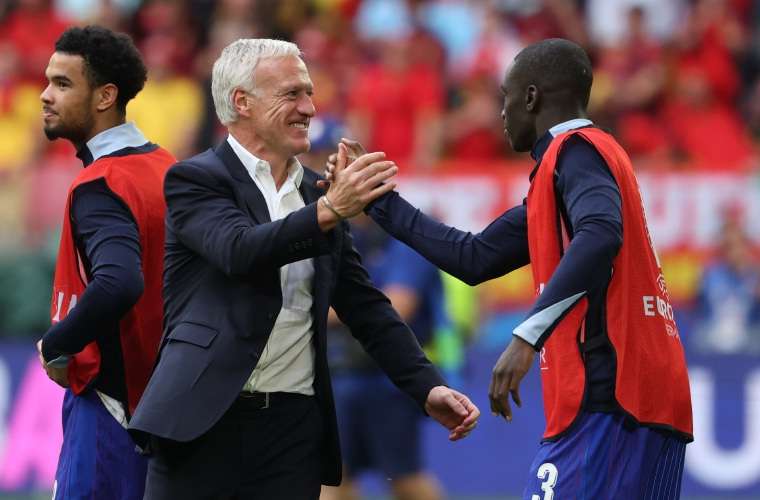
129 39 480 499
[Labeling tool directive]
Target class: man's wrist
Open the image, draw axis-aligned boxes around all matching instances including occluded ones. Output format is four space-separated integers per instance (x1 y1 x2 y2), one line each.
316 197 341 231
320 195 345 219
362 188 394 214
512 333 539 351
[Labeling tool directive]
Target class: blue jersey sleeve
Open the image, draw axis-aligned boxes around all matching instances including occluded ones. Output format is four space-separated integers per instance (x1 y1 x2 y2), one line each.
367 192 529 285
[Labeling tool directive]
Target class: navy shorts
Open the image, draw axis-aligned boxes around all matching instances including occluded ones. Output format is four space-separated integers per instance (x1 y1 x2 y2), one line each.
332 373 424 479
54 389 147 500
523 412 686 500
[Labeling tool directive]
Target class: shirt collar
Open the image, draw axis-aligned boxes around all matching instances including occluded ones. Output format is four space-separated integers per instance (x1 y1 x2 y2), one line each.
227 134 304 187
530 118 593 162
548 118 593 137
76 122 148 167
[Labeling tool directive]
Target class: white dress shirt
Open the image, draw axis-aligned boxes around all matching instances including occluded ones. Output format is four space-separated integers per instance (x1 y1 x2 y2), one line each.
227 134 316 395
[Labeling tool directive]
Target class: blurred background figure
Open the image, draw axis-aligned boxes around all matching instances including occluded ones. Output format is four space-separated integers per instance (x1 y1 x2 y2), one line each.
591 5 669 160
662 0 756 170
1 0 69 83
694 211 760 354
127 32 203 160
346 36 444 171
321 214 449 500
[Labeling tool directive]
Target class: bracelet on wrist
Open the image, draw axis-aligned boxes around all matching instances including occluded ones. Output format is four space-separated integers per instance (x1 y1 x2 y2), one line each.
321 195 345 220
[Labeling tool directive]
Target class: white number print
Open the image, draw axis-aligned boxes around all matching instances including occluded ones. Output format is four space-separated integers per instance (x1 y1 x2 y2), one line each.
531 462 559 500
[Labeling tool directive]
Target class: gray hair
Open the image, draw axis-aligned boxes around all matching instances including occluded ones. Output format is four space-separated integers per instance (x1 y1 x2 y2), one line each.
211 39 301 125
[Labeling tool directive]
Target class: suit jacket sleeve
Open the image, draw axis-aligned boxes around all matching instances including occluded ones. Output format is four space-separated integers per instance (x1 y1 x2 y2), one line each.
367 191 530 285
164 162 331 277
330 222 446 409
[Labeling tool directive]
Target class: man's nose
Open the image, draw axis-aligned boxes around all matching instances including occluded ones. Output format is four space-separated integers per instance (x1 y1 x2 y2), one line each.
40 85 52 104
299 95 315 117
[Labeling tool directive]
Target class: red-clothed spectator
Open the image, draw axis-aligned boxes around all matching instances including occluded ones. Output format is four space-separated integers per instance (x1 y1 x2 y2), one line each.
659 0 756 170
662 65 756 170
467 3 522 85
593 6 669 157
445 71 505 161
0 0 69 83
510 0 588 46
132 0 198 75
0 41 46 172
347 38 444 170
674 0 746 104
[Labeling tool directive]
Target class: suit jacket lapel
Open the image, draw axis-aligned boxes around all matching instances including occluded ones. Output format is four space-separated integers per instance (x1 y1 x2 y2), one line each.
214 141 271 223
299 170 336 311
297 173 321 205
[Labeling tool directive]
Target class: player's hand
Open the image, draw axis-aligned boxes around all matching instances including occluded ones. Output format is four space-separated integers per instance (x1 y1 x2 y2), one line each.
322 143 397 219
489 336 535 422
425 385 480 441
316 138 368 190
37 340 70 388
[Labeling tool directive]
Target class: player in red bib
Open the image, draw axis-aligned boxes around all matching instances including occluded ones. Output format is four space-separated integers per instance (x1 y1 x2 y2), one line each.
37 26 175 499
328 38 693 499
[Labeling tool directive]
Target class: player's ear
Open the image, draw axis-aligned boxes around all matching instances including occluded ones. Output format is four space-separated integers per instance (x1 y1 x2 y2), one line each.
525 84 539 113
96 83 119 112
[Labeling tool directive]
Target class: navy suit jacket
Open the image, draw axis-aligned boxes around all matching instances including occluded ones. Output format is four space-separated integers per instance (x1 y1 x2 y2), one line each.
128 141 445 485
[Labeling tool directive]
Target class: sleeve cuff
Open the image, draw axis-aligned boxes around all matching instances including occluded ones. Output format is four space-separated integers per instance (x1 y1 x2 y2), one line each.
46 355 72 368
410 366 448 411
305 201 332 253
41 334 67 364
513 291 586 350
363 189 395 215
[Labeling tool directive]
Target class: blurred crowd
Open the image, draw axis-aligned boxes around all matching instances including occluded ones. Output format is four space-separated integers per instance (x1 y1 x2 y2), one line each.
0 0 759 340
3 0 760 242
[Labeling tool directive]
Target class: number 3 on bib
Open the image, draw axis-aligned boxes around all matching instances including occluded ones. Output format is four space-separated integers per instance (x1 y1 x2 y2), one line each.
531 462 558 500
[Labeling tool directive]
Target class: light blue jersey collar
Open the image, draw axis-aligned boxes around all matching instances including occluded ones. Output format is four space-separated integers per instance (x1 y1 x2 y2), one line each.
77 122 148 166
549 118 593 137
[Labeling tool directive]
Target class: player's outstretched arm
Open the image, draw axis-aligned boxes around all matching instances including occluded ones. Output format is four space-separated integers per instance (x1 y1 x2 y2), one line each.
324 139 530 285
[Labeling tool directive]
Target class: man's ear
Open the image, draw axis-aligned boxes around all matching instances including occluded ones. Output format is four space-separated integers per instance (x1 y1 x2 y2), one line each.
232 88 253 119
95 83 119 112
525 84 539 113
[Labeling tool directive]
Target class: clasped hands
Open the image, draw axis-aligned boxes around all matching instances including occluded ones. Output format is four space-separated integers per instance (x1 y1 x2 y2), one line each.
315 140 395 226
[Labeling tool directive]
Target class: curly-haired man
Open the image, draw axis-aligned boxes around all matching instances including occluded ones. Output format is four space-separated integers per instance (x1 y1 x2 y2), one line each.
38 25 175 500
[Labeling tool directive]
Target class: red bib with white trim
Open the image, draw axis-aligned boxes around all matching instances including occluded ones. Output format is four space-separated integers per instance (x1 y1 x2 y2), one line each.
526 127 693 440
50 146 175 414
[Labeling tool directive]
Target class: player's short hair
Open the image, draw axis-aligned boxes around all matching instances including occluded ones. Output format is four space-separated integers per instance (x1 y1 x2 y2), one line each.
512 38 593 108
55 25 147 114
211 39 302 125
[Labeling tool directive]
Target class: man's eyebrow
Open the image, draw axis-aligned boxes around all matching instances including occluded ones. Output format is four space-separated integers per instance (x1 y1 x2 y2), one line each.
277 82 313 93
49 74 73 84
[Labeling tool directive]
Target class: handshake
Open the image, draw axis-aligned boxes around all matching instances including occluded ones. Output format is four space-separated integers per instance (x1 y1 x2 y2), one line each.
315 138 395 228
